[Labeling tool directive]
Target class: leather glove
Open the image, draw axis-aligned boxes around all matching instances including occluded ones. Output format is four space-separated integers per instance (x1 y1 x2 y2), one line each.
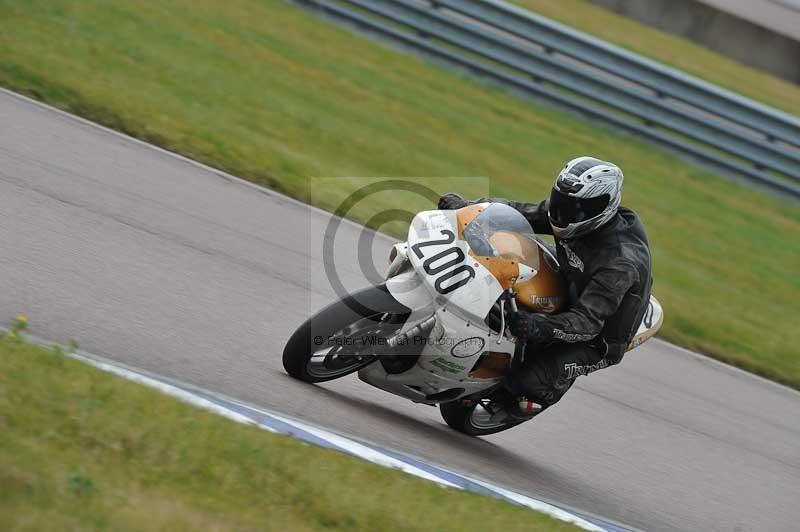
508 311 539 342
438 193 469 210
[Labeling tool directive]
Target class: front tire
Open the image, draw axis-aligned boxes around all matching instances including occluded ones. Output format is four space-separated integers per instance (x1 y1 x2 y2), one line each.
282 284 410 383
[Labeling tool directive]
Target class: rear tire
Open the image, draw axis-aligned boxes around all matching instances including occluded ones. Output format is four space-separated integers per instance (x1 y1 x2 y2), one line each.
282 284 410 383
440 400 526 436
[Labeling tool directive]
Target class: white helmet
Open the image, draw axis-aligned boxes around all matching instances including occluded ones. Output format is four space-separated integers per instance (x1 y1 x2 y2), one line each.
548 156 623 240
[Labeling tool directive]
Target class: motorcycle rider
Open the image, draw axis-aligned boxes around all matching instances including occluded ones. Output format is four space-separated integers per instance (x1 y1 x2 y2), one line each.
438 156 652 419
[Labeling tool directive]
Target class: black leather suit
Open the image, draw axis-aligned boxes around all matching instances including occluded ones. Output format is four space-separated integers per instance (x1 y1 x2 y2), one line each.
444 194 653 410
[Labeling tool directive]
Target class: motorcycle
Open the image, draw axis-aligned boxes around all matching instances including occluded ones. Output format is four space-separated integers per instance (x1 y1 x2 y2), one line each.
283 202 663 435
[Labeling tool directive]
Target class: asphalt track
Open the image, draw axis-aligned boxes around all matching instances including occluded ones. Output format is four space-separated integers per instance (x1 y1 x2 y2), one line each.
1 89 798 532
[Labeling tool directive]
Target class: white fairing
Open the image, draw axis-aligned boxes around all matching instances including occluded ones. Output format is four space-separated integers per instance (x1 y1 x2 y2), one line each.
367 209 516 404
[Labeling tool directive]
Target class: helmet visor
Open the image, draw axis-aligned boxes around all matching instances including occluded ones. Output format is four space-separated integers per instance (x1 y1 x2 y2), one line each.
548 188 610 228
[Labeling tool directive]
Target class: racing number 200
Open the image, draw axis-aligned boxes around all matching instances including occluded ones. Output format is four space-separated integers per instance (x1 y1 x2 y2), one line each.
411 229 476 294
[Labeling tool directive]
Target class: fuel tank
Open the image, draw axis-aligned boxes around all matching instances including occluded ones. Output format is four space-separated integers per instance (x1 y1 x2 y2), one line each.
514 243 566 314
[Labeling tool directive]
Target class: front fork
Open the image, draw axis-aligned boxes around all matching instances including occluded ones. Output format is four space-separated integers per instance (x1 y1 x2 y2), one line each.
502 289 526 367
460 289 526 409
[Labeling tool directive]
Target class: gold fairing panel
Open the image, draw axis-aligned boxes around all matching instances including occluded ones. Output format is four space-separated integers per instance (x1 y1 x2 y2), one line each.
455 205 565 314
469 237 567 314
469 352 511 379
471 255 519 290
455 204 486 239
473 242 565 313
514 244 566 314
469 230 539 291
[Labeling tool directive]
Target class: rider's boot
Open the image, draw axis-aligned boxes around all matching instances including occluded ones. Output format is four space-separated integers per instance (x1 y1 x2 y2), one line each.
505 396 543 421
491 389 543 422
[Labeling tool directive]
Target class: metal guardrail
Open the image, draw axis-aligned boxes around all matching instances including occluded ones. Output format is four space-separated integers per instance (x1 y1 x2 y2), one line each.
294 0 800 199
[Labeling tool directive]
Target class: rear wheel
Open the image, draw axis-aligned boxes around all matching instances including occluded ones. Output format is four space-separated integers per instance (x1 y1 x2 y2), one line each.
440 398 527 436
282 285 410 383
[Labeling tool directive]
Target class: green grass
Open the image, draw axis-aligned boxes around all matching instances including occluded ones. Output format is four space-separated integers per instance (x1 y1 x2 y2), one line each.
0 0 798 388
0 332 582 531
512 0 800 115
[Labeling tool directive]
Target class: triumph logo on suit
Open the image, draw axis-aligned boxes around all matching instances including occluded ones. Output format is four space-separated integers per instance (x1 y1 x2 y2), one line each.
564 360 608 380
559 241 584 272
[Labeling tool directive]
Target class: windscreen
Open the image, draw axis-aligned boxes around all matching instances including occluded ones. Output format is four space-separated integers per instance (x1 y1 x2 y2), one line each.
463 203 540 270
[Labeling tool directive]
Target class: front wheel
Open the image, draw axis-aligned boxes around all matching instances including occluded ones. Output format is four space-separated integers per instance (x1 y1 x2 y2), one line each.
282 285 410 383
440 398 527 436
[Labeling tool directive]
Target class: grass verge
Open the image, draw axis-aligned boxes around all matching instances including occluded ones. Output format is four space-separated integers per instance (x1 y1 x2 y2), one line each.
0 329 581 532
512 0 800 115
0 0 798 388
